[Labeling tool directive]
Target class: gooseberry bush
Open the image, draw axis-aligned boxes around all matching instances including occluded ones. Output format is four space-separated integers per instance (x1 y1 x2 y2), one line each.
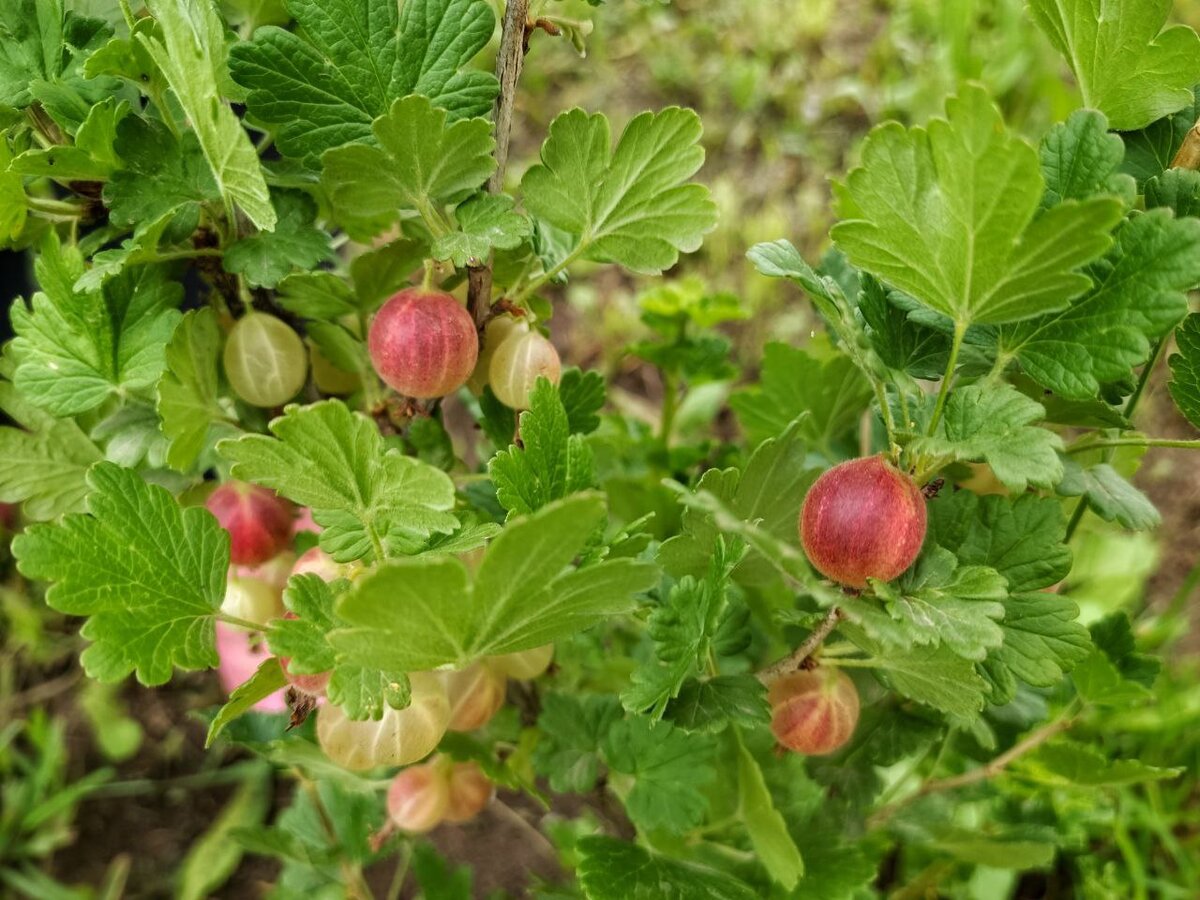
3 0 1200 896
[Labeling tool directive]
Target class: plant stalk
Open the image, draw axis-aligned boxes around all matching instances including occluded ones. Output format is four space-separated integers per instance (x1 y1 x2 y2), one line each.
758 606 843 682
467 0 532 327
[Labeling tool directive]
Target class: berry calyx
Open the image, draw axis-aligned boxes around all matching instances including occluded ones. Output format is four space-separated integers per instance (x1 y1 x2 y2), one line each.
367 288 479 398
467 315 528 395
317 672 450 770
486 644 554 680
206 482 295 566
799 455 926 589
443 760 494 823
768 667 860 756
488 330 561 409
386 763 450 833
223 312 309 408
441 663 507 732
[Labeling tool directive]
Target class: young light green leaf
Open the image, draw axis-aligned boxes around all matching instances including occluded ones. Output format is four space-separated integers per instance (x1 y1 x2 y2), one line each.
0 380 102 520
322 95 495 240
11 235 182 416
911 383 1063 492
734 733 803 889
1168 313 1200 429
268 575 411 721
224 190 333 289
157 308 224 472
10 96 127 181
489 378 596 517
228 0 498 161
140 0 275 230
1030 0 1200 131
522 107 718 274
12 463 228 684
998 209 1200 399
729 340 872 451
432 194 532 268
75 213 177 292
1057 460 1161 531
832 84 1123 326
219 400 459 563
330 494 656 668
206 658 288 747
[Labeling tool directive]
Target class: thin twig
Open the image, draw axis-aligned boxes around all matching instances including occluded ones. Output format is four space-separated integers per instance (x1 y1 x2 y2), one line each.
757 606 843 682
467 0 532 328
869 714 1076 827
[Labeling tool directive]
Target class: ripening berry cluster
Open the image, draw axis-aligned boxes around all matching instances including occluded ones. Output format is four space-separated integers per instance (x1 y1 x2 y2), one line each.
220 288 561 412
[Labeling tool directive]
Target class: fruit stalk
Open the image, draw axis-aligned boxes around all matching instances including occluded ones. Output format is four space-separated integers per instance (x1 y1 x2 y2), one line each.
758 605 843 682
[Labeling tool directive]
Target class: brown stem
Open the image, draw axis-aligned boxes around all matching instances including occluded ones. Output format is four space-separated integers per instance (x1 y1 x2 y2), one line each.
1170 118 1200 170
467 0 532 328
869 715 1076 827
757 606 843 683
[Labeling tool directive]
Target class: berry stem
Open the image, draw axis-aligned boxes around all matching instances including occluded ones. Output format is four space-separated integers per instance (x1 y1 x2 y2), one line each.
758 605 843 682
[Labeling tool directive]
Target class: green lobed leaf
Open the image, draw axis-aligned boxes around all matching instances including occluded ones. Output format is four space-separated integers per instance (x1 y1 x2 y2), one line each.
576 835 759 900
11 234 182 416
831 84 1123 327
432 194 532 268
0 380 102 521
330 494 657 668
275 272 360 320
664 675 769 734
623 575 718 720
659 418 821 587
1057 460 1161 531
1029 0 1200 131
997 209 1200 399
489 378 597 517
12 463 228 684
219 400 459 563
1040 109 1135 208
522 107 718 275
228 0 498 161
533 692 623 794
267 574 411 720
322 94 496 241
223 190 333 289
729 340 872 452
10 96 128 181
1120 88 1200 185
1145 167 1200 219
856 275 950 380
1167 313 1200 429
157 308 224 472
103 115 221 232
912 383 1064 492
602 715 716 833
558 367 607 435
140 0 275 231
